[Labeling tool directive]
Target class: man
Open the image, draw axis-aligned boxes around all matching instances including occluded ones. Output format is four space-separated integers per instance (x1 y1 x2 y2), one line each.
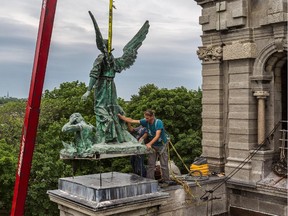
118 110 170 182
127 123 148 177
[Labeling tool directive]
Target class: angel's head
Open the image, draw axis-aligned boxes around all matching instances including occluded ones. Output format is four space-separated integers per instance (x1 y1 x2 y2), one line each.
103 39 108 47
101 39 109 53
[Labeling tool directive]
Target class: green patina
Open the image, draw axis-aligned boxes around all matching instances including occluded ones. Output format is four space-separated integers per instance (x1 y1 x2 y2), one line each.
60 12 150 159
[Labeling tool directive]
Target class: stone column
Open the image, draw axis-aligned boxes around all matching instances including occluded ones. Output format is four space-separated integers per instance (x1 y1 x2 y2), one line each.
197 45 224 173
253 91 270 144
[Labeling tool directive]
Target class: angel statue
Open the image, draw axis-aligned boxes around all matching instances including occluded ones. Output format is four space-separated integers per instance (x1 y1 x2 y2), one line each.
81 11 150 144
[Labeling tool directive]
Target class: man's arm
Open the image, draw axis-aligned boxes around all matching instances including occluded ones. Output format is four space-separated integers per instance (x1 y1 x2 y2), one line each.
127 122 134 133
118 114 140 124
139 132 148 143
146 130 161 149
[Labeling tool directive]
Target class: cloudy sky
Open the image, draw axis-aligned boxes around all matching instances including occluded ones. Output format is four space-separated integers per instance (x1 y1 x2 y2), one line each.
0 0 202 100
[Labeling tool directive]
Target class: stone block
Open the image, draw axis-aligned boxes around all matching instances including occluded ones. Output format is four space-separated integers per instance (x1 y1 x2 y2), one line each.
202 118 223 129
203 132 223 142
225 165 251 182
203 104 222 113
216 17 227 31
48 173 171 215
230 73 250 83
232 8 246 19
259 200 286 216
228 127 257 136
267 12 287 24
202 93 223 104
227 149 250 161
229 193 241 207
228 59 252 73
202 83 223 90
202 8 217 32
227 15 246 28
216 2 226 12
229 81 250 89
223 41 257 60
58 172 159 202
202 62 222 71
199 15 210 25
202 146 223 157
203 75 223 85
229 104 256 113
229 134 253 146
228 111 257 120
229 93 256 105
202 124 223 133
202 139 222 148
229 119 255 131
202 112 223 119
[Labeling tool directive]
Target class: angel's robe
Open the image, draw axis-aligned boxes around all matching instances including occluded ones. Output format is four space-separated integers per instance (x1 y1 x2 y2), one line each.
89 54 137 144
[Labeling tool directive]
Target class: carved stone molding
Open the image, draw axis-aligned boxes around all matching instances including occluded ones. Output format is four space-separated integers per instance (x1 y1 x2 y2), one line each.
223 41 257 60
197 45 223 62
253 90 270 99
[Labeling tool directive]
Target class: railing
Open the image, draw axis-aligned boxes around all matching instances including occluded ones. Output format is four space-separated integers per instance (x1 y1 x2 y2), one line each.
272 120 287 177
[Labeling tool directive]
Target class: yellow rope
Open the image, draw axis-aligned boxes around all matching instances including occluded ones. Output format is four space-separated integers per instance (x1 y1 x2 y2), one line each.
167 140 208 201
168 140 203 189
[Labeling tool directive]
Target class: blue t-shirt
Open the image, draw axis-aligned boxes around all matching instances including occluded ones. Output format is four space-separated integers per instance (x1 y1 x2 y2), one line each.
140 118 167 147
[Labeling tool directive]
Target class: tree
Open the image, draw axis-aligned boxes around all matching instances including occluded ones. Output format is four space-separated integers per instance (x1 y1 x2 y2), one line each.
125 84 202 173
0 100 25 213
0 81 202 215
0 139 17 212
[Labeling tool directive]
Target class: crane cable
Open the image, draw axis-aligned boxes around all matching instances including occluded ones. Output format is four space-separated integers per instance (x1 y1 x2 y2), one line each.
108 0 114 54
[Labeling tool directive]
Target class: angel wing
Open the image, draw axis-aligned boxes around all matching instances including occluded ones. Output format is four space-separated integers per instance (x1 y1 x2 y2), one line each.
115 21 150 71
88 11 108 55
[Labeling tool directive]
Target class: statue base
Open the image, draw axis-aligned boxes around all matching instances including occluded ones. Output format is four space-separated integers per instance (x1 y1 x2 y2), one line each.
47 172 169 213
60 141 151 160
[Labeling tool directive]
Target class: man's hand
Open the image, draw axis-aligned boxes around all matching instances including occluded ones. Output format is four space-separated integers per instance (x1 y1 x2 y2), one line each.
146 143 152 150
81 91 91 101
117 114 125 121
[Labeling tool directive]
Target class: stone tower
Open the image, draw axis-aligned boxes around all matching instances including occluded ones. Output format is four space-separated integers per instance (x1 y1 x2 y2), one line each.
195 0 287 214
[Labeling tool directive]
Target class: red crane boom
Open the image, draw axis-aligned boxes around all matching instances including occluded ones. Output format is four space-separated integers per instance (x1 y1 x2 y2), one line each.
11 0 58 215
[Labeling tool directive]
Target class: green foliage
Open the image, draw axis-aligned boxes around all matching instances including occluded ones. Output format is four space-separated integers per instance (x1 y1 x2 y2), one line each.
0 139 17 211
0 97 21 105
25 81 95 215
172 129 202 172
126 84 202 173
0 81 202 215
0 100 25 146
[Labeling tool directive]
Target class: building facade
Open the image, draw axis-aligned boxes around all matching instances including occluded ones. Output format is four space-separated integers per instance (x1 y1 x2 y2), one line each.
195 0 287 215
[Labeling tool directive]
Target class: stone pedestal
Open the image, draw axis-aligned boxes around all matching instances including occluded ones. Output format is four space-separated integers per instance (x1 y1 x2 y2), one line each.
47 172 169 215
250 150 275 183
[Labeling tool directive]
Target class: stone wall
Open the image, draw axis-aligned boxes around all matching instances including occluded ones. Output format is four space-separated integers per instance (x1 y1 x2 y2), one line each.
195 0 287 215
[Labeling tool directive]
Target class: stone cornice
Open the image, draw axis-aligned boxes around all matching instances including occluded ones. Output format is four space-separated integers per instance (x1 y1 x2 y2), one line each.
194 0 215 6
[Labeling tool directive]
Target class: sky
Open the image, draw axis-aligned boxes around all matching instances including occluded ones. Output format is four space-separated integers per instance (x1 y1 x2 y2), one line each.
0 0 202 100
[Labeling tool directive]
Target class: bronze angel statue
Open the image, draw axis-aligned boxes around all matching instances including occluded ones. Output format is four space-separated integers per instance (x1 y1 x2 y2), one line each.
82 11 150 144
